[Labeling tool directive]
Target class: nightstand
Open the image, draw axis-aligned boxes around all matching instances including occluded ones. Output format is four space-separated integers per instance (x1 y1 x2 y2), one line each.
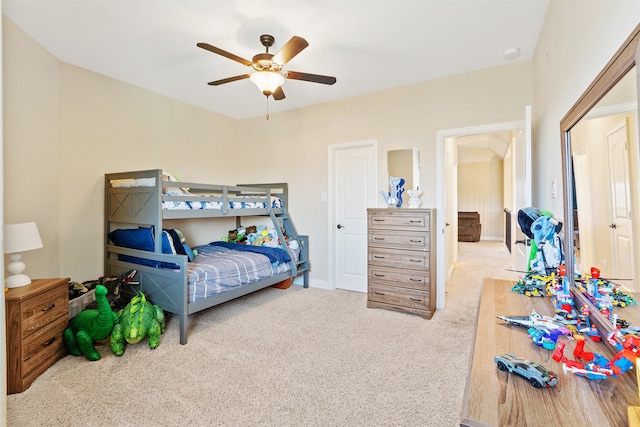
5 277 70 393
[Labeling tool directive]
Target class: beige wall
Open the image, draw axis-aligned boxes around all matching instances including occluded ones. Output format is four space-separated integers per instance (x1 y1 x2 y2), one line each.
532 1 640 219
3 16 533 286
458 160 504 240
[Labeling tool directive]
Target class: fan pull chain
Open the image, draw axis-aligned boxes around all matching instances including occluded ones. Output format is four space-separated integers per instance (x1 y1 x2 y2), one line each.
266 96 270 120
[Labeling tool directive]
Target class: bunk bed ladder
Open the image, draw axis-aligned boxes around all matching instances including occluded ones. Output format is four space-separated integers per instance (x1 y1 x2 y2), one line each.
270 209 310 288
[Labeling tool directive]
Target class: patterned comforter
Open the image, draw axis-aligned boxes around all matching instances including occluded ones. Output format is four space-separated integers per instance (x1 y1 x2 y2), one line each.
187 244 291 303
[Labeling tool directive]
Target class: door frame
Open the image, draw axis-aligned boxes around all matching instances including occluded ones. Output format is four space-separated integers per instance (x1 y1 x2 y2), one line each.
436 120 526 309
328 139 378 291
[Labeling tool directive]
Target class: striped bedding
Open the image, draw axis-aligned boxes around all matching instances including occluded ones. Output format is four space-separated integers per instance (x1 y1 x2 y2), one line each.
163 196 283 211
187 244 292 303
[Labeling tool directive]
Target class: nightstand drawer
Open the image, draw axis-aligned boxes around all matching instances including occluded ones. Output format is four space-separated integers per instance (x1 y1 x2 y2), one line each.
21 315 67 377
369 266 430 289
368 283 429 310
368 230 430 250
21 285 68 338
368 247 429 269
368 210 430 230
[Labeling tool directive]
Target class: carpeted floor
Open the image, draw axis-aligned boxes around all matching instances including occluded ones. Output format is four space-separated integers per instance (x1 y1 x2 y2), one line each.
7 241 518 426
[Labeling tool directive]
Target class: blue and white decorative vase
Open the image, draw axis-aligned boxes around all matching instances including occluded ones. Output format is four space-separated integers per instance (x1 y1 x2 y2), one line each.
380 177 405 208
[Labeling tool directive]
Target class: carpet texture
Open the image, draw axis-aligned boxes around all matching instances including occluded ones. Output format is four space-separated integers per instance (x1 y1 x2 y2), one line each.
7 241 518 426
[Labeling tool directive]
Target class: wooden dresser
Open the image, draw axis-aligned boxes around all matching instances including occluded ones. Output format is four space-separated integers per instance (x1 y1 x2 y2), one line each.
462 278 640 426
5 277 70 394
366 208 436 319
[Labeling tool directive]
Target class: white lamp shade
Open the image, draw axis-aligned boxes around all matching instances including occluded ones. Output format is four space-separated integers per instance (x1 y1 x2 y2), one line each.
250 71 285 96
4 222 43 288
4 222 43 254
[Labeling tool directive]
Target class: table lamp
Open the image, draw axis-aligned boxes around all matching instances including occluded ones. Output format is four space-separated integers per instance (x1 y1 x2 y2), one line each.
4 222 44 288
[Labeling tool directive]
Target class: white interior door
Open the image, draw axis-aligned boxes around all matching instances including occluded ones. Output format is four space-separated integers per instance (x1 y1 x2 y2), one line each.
607 123 635 281
332 142 376 292
444 140 456 278
512 106 532 272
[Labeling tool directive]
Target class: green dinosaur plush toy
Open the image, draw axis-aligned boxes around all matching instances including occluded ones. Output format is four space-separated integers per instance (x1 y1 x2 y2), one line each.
63 284 118 361
110 290 165 356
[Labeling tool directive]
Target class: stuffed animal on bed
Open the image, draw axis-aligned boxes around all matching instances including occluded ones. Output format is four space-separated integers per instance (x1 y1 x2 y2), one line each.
63 285 118 361
174 229 197 259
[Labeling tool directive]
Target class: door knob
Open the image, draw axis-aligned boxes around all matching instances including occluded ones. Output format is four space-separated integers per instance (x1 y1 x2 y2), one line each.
610 223 617 229
337 224 345 229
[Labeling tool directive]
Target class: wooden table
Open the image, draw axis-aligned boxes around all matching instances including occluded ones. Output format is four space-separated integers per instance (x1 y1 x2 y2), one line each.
461 278 639 427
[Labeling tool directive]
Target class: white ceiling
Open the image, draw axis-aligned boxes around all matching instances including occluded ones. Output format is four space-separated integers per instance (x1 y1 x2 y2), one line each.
2 0 549 120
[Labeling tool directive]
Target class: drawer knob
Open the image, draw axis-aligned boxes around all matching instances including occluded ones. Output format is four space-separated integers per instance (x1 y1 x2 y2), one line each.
374 255 385 259
410 259 422 263
410 278 423 282
373 219 385 222
409 297 423 302
374 237 385 240
374 292 386 296
409 220 423 224
409 239 422 243
373 273 385 277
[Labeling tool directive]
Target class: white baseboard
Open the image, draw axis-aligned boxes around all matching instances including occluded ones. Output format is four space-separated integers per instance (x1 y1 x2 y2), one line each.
293 276 332 290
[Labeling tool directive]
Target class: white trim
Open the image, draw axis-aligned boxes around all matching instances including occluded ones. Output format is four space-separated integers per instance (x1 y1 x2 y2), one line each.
327 139 378 291
436 121 523 310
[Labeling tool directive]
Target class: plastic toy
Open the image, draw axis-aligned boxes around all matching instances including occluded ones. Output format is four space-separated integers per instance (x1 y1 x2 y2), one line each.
494 353 559 388
110 290 166 356
497 310 571 349
63 284 118 361
553 330 640 380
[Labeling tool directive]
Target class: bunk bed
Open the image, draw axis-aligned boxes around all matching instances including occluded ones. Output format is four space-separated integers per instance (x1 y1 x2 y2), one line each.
104 169 310 345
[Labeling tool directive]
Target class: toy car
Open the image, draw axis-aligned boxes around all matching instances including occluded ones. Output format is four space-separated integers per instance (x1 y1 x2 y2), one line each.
494 353 559 388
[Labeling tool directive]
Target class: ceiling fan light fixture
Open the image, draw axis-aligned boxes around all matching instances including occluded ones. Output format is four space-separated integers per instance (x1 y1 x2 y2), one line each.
250 71 285 96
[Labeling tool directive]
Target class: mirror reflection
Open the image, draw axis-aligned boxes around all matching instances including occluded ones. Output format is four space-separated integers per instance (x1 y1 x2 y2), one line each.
387 148 420 190
570 67 639 292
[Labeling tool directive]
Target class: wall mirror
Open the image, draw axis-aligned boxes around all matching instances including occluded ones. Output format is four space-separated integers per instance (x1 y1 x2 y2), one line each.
387 148 420 190
561 24 640 336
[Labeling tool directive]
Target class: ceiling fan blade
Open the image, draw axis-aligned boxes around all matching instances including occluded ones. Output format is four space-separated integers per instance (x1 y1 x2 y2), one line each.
272 36 309 65
207 74 250 86
273 86 286 100
286 71 337 85
197 42 252 67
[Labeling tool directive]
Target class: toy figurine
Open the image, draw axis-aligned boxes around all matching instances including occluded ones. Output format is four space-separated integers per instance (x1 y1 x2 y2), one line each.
63 285 118 361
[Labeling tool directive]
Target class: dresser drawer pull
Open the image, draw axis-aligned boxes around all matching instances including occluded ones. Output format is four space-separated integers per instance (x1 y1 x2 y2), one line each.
41 304 56 312
42 337 57 347
409 220 423 224
409 297 423 302
409 239 423 243
374 255 386 259
374 291 386 296
410 259 422 263
373 219 386 222
373 273 385 277
410 278 423 282
373 237 386 240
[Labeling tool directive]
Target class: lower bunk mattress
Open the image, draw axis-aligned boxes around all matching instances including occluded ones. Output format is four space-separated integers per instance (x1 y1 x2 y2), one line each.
187 242 295 303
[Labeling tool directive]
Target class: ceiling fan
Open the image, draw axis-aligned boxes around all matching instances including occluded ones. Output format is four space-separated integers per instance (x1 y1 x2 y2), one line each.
197 34 336 101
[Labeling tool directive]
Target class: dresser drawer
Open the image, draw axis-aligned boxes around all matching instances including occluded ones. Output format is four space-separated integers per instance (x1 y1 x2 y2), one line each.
368 210 430 230
21 285 68 338
368 283 429 311
368 230 429 250
369 266 429 290
21 315 68 377
368 247 429 270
